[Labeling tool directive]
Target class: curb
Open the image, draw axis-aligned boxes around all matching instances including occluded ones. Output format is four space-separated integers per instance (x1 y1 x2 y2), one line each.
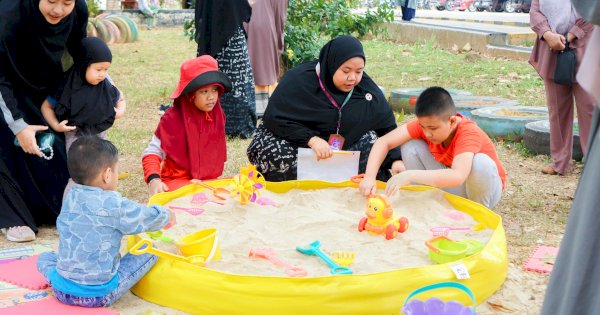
410 16 530 28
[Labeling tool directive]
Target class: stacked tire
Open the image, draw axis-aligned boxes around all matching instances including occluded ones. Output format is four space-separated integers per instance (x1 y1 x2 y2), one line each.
453 96 518 117
470 106 549 138
87 14 139 44
388 88 472 113
523 120 583 161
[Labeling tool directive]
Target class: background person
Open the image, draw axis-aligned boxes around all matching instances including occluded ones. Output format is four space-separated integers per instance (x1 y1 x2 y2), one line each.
195 0 257 138
529 0 594 175
246 0 288 116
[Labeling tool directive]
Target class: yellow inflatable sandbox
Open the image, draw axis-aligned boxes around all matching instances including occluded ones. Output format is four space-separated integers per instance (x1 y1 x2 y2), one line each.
129 180 507 315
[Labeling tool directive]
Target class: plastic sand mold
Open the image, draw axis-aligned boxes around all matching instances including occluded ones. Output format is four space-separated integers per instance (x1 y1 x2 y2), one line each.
128 180 507 315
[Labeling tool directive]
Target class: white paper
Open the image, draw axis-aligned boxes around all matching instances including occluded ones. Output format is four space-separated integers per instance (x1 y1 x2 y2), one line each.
297 148 360 182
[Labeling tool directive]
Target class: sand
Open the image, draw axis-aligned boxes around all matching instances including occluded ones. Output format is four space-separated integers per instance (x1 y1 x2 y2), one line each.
153 187 493 277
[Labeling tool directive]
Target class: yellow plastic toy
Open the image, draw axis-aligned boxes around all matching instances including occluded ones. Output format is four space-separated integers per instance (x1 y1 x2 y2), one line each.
358 194 409 240
228 164 266 204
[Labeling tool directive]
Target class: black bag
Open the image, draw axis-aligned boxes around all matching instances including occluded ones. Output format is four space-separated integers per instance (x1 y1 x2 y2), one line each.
553 37 577 86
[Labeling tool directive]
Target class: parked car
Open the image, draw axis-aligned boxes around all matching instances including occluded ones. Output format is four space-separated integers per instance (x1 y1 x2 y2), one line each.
433 0 474 11
513 0 531 13
458 0 476 11
473 0 518 12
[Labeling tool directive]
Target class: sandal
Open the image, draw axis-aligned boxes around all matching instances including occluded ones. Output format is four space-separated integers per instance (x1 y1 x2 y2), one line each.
541 165 558 175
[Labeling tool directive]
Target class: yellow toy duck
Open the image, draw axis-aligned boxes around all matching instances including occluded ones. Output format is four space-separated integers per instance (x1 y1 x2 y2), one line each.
358 194 409 240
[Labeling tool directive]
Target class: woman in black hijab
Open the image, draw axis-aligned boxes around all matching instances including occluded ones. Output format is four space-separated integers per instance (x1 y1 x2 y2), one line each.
247 36 402 182
0 0 88 242
195 0 257 138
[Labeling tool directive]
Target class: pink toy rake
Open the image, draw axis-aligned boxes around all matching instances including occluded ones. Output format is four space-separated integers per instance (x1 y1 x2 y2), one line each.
249 248 308 277
430 226 471 237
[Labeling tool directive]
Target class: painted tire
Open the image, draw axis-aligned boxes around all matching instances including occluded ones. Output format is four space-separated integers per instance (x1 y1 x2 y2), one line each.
101 19 121 44
106 16 131 43
470 106 549 138
523 120 583 161
118 15 139 41
86 21 98 37
453 96 518 117
91 18 111 44
388 88 472 113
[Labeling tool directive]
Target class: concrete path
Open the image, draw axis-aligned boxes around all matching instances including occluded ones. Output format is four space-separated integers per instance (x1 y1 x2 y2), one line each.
378 9 535 60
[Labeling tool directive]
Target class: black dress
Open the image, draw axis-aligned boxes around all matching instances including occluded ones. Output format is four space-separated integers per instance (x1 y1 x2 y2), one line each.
0 0 88 232
247 36 401 181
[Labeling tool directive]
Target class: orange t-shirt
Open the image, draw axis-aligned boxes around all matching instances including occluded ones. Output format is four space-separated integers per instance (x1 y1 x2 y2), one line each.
406 115 506 188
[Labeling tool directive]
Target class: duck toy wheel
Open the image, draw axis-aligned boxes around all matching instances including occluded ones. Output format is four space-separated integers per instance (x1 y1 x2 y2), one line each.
358 194 409 240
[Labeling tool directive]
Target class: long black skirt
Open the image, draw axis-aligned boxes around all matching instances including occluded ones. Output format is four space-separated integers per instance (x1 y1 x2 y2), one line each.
541 106 600 314
0 91 69 232
247 124 396 182
215 27 257 139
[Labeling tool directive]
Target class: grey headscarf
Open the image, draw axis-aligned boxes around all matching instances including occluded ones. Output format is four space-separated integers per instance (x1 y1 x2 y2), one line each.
540 0 580 34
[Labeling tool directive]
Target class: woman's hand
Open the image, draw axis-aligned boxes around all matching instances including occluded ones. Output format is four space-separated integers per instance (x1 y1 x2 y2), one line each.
308 136 332 160
390 160 406 175
567 32 576 43
148 178 168 196
543 31 566 51
54 120 76 133
16 125 48 157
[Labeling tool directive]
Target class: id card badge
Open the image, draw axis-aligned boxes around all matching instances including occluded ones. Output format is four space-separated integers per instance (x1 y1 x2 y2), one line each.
328 134 345 150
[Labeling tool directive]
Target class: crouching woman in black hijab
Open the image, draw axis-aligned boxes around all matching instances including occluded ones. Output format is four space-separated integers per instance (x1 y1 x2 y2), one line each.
247 36 403 182
0 0 88 242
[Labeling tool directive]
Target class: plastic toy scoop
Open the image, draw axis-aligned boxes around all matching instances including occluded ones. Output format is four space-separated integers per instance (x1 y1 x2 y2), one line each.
296 241 352 275
430 226 471 237
130 238 206 266
249 248 308 277
191 180 230 200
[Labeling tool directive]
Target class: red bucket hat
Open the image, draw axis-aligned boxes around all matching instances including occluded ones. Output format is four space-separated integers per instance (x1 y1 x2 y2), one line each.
170 55 232 99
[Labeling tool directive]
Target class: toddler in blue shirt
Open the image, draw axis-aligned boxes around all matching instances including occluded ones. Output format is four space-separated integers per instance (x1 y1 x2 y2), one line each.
37 135 174 307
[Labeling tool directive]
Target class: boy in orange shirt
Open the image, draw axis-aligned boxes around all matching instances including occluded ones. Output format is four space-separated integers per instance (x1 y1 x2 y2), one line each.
359 87 505 208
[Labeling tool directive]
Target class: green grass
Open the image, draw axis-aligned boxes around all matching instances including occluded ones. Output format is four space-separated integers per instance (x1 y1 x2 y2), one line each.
101 26 573 313
109 27 549 204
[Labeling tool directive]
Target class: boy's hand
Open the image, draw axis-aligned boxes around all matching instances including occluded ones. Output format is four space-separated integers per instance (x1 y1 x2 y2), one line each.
54 120 76 133
309 137 332 160
163 209 176 230
148 178 169 196
385 171 413 196
358 176 377 197
391 160 406 175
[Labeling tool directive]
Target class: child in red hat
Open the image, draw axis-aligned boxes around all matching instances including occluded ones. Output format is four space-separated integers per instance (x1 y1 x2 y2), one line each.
142 55 232 195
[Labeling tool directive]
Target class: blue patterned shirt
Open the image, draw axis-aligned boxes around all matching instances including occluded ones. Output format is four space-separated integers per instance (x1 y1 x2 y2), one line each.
55 184 169 286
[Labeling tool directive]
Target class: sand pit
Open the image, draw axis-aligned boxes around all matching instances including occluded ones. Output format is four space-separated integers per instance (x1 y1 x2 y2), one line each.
152 186 493 277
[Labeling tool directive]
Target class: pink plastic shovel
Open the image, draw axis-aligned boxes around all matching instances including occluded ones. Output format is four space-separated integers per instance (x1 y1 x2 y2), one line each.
249 248 308 277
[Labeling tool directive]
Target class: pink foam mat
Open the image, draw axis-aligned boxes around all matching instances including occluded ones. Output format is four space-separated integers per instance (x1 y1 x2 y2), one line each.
523 245 559 274
0 298 119 315
0 255 48 290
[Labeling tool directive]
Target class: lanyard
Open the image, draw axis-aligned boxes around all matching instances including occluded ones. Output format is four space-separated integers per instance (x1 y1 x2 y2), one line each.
316 63 353 134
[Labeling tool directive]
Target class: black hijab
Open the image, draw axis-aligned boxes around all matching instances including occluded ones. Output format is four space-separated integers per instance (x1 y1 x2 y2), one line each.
54 37 120 135
195 0 252 57
263 36 399 149
0 0 88 94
